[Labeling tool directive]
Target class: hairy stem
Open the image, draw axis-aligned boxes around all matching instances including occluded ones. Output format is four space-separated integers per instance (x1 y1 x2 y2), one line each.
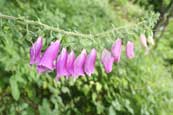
0 12 145 38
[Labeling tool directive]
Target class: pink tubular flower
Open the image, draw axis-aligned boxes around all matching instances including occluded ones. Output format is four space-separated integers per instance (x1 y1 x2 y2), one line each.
73 49 87 77
56 48 68 80
84 48 97 76
140 34 148 48
101 49 114 73
111 38 122 63
30 36 43 65
38 40 60 71
126 41 135 59
66 50 75 77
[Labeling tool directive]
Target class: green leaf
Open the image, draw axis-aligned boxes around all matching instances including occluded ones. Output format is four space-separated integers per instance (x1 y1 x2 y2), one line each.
112 100 122 111
125 100 134 114
95 101 104 114
61 87 70 94
10 77 20 101
96 82 102 92
109 106 116 115
82 84 90 95
39 99 52 115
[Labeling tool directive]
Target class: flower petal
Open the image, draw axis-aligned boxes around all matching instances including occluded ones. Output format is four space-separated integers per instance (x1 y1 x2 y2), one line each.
38 40 60 70
30 36 43 65
84 48 97 76
66 50 76 77
126 41 135 59
73 49 87 77
101 49 114 73
111 38 122 62
56 48 68 80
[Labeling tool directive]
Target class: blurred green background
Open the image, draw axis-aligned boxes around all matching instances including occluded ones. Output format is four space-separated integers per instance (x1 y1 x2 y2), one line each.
0 0 173 115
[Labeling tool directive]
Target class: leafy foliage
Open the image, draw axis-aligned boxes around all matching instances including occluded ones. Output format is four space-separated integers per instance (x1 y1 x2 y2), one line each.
0 0 173 115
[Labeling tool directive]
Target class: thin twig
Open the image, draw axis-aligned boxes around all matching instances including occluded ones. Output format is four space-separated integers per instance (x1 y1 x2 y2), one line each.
95 21 145 37
0 12 146 38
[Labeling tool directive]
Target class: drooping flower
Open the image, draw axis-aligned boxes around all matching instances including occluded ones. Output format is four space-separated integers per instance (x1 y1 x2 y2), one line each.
111 38 122 62
126 41 135 59
84 48 97 76
140 34 148 48
73 49 87 77
56 48 68 79
30 36 43 65
38 40 60 71
66 50 75 77
101 49 114 73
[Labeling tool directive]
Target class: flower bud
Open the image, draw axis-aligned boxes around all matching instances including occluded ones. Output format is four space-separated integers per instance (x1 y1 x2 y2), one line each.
126 41 135 59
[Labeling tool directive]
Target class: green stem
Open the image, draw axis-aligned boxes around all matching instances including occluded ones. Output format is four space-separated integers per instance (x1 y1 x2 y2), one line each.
0 12 145 38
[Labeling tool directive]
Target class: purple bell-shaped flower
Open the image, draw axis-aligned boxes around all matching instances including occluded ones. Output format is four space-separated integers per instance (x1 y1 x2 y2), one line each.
56 48 68 80
101 49 114 73
66 50 76 77
111 38 122 63
84 48 97 76
126 41 135 59
73 49 87 77
38 40 60 71
30 36 43 65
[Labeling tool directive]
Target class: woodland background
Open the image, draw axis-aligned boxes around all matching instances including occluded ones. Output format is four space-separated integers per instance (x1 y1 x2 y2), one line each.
0 0 173 115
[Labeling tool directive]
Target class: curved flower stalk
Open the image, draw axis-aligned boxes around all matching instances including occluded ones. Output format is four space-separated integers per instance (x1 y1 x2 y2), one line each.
140 34 148 48
101 49 114 73
56 48 68 80
38 40 60 71
66 50 76 77
126 41 135 59
30 36 43 65
73 49 87 77
111 38 122 63
84 48 97 76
